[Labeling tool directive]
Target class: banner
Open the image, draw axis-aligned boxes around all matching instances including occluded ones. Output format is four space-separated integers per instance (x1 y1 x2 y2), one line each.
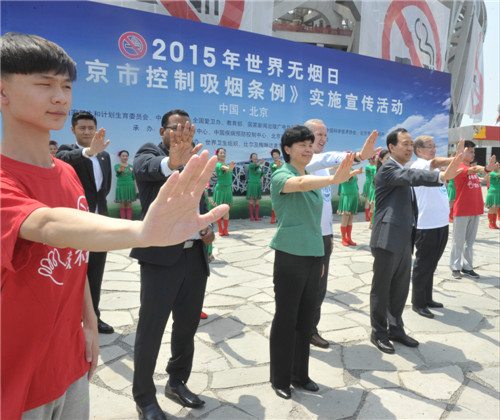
466 18 484 122
155 0 274 35
359 0 450 72
1 1 451 196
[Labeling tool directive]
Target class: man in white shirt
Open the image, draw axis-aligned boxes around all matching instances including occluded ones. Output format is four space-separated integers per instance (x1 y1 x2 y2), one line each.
410 136 455 318
304 119 378 348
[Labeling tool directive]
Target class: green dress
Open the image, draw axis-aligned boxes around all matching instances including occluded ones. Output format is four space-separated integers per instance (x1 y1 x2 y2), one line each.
213 162 233 205
447 178 456 201
485 171 500 208
337 175 359 215
363 164 376 199
114 163 136 203
246 162 263 199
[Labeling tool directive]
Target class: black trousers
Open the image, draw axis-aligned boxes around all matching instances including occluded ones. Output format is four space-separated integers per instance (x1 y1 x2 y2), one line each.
132 242 207 406
270 250 322 389
87 251 107 318
370 244 412 339
412 225 448 307
312 235 333 334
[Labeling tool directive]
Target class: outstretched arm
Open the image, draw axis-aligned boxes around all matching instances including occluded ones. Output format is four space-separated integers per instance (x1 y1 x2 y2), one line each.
19 151 229 251
282 153 361 193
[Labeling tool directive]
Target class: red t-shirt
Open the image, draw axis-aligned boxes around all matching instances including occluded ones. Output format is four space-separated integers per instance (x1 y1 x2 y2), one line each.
453 162 484 217
1 155 90 419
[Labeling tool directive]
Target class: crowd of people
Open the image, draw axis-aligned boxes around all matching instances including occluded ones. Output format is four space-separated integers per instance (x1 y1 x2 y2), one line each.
1 32 498 420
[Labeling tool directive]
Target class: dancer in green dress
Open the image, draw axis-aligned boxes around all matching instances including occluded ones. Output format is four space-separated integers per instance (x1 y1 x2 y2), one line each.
363 157 377 221
247 153 264 221
213 148 234 235
270 148 283 224
337 173 361 246
447 178 456 222
485 162 500 229
115 150 137 219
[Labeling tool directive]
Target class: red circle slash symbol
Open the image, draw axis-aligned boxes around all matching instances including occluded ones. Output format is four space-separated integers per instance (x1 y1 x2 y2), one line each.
382 1 442 70
118 32 147 60
160 0 244 29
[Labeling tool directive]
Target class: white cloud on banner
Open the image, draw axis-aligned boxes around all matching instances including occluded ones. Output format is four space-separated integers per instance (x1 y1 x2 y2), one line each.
386 113 449 141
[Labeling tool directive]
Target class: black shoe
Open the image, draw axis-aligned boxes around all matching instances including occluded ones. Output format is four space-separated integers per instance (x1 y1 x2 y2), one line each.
98 319 114 334
164 381 205 408
412 305 434 319
388 330 419 347
136 402 167 420
272 385 291 399
461 269 480 279
292 379 319 392
370 333 395 354
426 300 444 308
310 333 329 348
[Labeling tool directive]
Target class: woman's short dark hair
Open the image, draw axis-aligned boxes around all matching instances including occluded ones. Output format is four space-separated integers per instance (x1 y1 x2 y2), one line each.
249 153 257 161
280 125 314 163
0 32 77 81
270 148 281 156
118 150 129 156
386 128 408 149
216 148 225 155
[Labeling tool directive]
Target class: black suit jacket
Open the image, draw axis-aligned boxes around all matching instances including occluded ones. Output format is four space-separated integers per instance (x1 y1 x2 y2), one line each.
56 144 111 215
370 158 442 254
130 142 210 274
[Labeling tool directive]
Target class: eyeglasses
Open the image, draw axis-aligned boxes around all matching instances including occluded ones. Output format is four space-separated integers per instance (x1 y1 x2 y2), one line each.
421 145 437 149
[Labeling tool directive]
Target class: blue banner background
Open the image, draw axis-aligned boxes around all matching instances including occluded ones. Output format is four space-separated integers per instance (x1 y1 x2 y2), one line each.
2 0 451 195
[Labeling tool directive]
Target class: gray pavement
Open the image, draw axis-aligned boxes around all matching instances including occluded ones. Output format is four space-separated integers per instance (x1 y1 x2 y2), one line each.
91 212 499 420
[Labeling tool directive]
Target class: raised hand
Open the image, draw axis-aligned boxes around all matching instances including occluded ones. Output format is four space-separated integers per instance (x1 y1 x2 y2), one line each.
441 153 464 181
456 139 465 155
359 130 381 160
168 121 203 169
87 128 110 156
138 151 229 247
228 161 236 171
331 153 361 184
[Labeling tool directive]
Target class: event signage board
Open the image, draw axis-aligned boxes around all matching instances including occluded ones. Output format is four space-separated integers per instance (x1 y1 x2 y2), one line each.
2 1 451 184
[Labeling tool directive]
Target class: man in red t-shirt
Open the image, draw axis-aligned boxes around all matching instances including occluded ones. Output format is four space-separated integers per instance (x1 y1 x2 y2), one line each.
449 141 496 279
0 33 227 419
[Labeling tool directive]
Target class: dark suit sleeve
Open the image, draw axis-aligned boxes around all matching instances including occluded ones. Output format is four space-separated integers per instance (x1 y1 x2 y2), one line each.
379 162 442 187
102 152 112 196
134 143 169 183
56 144 87 165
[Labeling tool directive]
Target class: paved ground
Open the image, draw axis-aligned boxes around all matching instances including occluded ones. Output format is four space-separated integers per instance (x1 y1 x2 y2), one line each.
91 211 499 420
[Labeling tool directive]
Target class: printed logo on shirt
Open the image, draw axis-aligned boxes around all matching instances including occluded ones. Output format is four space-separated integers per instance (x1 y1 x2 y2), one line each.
467 174 481 190
37 195 89 285
322 186 331 202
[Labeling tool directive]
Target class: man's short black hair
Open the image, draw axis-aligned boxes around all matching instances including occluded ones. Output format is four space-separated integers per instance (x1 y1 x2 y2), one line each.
280 125 314 163
161 109 190 129
386 128 408 149
71 111 97 127
464 140 476 149
0 32 77 81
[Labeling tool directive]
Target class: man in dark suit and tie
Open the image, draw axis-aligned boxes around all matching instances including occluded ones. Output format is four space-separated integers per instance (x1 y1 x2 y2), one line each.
369 128 462 354
130 109 215 420
56 111 114 334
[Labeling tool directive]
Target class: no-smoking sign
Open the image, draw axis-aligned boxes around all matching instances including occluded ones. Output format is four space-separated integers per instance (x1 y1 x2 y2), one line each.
382 1 443 71
118 32 147 60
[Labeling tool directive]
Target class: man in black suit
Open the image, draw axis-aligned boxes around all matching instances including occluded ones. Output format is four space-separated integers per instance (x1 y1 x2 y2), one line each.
57 111 114 334
131 109 215 420
369 128 462 354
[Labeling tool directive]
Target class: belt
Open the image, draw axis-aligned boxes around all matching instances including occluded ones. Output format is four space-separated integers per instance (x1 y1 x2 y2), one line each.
183 239 200 249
